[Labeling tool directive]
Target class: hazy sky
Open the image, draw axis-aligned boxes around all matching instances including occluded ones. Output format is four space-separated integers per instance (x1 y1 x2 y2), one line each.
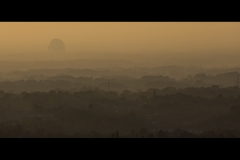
0 22 240 56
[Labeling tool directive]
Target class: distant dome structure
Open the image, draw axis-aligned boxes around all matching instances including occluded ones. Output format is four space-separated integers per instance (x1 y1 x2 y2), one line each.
48 38 65 52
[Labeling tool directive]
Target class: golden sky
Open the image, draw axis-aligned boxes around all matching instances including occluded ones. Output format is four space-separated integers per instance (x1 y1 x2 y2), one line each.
0 22 240 56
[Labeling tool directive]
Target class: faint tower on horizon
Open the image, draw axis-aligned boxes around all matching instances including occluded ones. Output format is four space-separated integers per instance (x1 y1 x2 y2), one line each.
153 89 156 97
237 75 239 87
108 79 110 91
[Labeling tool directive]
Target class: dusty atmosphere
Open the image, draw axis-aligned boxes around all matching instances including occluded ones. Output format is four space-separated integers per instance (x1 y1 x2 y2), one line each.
0 22 240 138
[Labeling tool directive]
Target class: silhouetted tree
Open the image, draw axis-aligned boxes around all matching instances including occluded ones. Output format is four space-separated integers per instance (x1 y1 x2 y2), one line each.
139 127 148 137
116 130 119 138
156 130 168 138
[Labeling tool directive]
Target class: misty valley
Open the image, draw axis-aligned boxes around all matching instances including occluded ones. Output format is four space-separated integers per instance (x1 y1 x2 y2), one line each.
0 66 240 138
2 22 240 138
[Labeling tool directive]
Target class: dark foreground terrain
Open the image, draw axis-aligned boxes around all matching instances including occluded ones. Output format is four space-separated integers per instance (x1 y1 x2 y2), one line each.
0 85 240 138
